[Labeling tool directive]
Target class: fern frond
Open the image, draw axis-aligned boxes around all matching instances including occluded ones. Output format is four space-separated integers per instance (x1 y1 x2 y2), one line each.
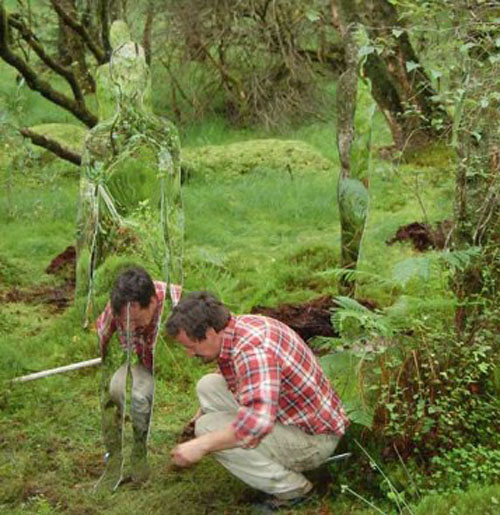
335 296 371 313
391 256 432 288
439 247 481 271
317 267 393 288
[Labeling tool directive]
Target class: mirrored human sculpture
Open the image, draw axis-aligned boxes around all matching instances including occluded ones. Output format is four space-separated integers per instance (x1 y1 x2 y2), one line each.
75 21 183 491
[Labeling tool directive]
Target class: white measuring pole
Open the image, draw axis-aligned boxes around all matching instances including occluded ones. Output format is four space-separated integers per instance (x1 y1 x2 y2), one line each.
12 357 102 383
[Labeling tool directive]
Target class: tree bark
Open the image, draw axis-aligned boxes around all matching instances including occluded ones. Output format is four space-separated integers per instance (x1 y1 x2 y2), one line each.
0 4 97 127
50 0 107 64
142 0 154 66
453 97 500 334
332 0 451 152
56 0 95 93
336 0 369 296
20 128 82 165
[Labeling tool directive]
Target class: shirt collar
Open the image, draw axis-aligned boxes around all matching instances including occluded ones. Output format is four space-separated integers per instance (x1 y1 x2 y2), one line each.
218 315 236 361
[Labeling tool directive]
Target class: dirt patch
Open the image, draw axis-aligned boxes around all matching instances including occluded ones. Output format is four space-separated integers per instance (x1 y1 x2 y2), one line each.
73 450 103 479
46 245 76 275
1 246 75 312
386 220 453 251
252 296 338 341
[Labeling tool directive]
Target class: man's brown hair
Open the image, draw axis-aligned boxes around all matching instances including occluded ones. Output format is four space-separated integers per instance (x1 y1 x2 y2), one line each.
166 291 230 341
110 266 155 316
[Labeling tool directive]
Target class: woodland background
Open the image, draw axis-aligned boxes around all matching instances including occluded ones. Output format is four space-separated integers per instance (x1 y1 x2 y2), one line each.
1 0 500 513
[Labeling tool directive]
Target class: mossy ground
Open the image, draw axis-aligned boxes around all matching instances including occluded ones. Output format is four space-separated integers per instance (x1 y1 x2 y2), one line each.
1 62 493 514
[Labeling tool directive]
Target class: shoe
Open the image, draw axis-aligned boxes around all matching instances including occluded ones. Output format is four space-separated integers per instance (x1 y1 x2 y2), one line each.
250 490 314 513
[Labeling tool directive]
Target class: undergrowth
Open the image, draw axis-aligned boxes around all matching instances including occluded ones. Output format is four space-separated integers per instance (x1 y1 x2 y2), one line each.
2 61 498 513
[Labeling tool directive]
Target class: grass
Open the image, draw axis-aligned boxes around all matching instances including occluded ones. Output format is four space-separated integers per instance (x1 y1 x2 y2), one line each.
1 60 489 513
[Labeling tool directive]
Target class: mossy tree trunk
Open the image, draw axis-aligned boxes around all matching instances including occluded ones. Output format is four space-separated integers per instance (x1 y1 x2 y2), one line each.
453 100 500 336
332 0 451 153
336 0 369 296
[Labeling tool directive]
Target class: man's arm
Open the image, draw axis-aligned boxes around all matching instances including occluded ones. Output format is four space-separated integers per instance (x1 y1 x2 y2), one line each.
171 424 239 467
96 302 116 358
230 346 280 448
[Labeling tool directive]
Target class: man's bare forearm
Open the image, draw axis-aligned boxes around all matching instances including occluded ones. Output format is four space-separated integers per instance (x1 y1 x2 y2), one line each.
171 423 240 467
196 424 240 454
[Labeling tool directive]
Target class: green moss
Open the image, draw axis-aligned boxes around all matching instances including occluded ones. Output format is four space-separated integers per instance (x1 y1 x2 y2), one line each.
29 123 88 154
413 483 500 515
182 138 335 179
403 141 455 171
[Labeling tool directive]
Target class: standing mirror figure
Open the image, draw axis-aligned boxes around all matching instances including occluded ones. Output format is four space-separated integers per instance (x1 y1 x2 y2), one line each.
74 21 183 491
94 267 182 491
76 20 183 327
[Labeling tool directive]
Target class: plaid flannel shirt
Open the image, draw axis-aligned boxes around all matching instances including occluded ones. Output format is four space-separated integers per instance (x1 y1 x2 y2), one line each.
218 315 349 448
96 282 182 371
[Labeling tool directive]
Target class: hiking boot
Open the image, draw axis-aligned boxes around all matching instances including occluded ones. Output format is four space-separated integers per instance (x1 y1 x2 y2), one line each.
250 489 315 513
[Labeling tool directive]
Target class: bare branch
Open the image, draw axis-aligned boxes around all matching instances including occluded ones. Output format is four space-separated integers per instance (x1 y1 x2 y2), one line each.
0 5 97 127
20 127 82 165
159 56 195 108
50 0 107 64
8 13 85 104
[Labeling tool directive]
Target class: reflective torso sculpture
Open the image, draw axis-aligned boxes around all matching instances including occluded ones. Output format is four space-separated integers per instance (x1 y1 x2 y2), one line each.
76 21 183 324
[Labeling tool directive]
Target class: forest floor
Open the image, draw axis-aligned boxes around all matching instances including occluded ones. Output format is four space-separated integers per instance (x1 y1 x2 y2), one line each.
3 65 497 514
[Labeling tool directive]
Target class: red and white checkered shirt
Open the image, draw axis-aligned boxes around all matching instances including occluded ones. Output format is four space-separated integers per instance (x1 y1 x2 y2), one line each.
96 282 182 371
218 315 349 448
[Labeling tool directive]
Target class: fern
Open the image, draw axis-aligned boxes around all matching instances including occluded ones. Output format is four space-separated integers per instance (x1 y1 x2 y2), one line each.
317 267 394 288
391 256 432 288
390 248 481 289
332 296 394 340
439 247 481 271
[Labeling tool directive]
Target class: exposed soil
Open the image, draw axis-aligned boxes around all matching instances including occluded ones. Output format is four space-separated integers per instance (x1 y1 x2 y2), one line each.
46 245 76 275
386 220 453 251
4 246 374 347
252 295 338 341
252 295 378 344
1 245 76 312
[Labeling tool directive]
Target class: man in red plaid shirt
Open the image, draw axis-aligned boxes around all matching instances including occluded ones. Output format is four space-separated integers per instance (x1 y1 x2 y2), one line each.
167 292 349 510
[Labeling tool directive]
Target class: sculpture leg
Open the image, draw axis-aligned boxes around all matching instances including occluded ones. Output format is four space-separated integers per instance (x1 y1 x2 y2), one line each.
95 364 128 492
130 364 154 483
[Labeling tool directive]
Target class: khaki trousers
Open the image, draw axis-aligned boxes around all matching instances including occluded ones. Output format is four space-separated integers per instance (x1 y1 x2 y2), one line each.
194 373 339 499
108 364 154 448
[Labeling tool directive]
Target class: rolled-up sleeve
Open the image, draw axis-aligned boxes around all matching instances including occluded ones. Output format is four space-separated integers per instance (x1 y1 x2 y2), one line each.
231 346 280 448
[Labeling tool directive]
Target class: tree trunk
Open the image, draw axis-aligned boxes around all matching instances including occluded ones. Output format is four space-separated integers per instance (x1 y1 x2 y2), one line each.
333 0 451 153
336 0 369 296
99 0 125 57
453 96 500 335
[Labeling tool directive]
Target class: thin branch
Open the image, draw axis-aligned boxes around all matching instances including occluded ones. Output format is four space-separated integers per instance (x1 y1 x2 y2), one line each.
159 56 195 108
0 5 97 127
20 127 82 165
8 13 85 104
50 0 107 64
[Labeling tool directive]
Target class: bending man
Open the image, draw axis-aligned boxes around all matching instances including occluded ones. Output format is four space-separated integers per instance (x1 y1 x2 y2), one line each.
167 291 349 510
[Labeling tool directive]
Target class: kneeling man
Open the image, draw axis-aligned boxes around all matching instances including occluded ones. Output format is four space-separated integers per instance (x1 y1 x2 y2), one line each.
167 292 349 510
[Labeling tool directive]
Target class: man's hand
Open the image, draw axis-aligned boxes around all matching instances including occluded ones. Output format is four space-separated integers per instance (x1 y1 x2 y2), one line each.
171 424 240 468
171 438 207 467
